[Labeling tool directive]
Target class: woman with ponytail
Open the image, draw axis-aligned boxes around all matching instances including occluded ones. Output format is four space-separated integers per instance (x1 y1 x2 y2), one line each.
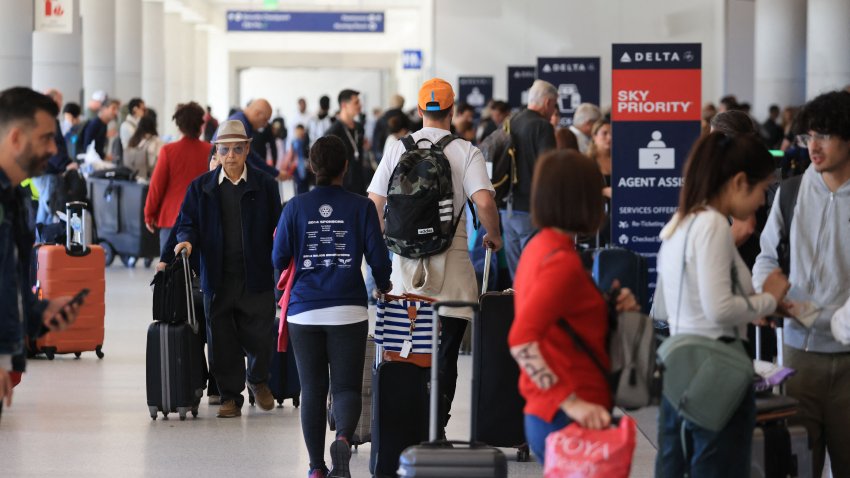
654 132 790 476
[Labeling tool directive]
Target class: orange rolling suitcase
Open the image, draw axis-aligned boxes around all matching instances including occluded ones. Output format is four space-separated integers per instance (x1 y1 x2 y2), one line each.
32 244 106 360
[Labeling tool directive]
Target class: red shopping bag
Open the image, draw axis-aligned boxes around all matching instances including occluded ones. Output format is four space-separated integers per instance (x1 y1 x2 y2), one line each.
544 415 637 478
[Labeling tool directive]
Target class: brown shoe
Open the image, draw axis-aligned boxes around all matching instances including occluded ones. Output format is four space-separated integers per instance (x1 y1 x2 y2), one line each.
216 400 241 418
248 382 275 411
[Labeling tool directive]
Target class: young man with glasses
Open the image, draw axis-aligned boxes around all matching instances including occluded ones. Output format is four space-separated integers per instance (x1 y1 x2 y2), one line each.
173 120 282 418
753 90 850 477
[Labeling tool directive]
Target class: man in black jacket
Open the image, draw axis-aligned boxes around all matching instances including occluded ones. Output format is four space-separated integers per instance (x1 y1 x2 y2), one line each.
501 80 557 280
325 89 368 196
0 87 81 407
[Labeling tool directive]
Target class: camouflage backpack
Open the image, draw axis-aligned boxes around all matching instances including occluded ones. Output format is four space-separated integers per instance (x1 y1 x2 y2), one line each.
384 134 471 259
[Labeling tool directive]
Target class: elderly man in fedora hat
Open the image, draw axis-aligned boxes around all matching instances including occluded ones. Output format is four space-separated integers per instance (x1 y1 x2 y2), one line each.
173 120 282 418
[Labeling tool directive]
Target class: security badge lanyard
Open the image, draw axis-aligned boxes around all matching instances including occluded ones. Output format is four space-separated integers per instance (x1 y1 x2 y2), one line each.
401 302 417 358
343 126 360 162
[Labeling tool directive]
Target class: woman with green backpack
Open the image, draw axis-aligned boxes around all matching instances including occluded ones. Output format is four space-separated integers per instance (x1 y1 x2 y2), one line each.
654 132 790 477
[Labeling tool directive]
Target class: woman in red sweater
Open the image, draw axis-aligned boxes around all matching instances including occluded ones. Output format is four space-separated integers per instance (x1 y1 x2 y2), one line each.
144 102 212 251
508 150 639 463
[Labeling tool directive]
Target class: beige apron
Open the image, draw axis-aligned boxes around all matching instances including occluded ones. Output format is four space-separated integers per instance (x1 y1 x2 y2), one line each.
390 214 478 320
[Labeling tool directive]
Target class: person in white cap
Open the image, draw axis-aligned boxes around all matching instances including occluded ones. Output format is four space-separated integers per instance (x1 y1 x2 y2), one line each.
173 119 282 418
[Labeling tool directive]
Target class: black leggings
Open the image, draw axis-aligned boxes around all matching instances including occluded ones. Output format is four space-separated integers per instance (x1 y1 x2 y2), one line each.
289 320 368 469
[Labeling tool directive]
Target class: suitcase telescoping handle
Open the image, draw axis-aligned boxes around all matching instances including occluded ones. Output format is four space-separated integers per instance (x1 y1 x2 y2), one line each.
481 247 492 296
431 301 480 443
180 249 199 334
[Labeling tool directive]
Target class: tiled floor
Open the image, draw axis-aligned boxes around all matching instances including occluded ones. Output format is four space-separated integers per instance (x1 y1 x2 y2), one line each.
0 266 659 477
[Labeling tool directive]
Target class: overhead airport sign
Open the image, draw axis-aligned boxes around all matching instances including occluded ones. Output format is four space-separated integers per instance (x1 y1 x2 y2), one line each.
458 76 493 120
611 43 701 292
536 57 600 127
402 50 423 70
35 0 74 34
227 11 384 33
507 66 536 111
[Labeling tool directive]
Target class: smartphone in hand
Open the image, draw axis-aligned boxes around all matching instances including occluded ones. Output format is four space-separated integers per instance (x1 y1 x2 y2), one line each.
48 288 89 328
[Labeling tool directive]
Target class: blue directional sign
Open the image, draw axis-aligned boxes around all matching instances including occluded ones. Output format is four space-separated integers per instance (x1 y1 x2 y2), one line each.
402 50 422 70
227 11 384 33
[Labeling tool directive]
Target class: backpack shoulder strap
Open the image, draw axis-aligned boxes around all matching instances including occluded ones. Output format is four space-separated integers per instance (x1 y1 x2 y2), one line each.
400 135 417 152
777 174 803 274
435 134 459 150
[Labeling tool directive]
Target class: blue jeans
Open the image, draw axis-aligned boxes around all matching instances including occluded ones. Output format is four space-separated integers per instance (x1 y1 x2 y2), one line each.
525 410 572 465
655 389 755 478
500 210 536 281
33 174 58 225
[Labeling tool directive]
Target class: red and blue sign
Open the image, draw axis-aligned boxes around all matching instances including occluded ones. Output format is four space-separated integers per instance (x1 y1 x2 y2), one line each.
611 43 702 289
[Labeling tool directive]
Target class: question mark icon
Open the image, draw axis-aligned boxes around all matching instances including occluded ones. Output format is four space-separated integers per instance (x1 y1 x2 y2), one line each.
653 153 660 165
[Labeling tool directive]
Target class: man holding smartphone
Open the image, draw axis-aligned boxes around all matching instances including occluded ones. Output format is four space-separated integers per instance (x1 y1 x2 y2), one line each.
0 87 82 408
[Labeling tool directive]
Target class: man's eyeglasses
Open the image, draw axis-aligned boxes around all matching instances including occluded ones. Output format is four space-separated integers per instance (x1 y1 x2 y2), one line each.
795 133 831 148
216 144 246 156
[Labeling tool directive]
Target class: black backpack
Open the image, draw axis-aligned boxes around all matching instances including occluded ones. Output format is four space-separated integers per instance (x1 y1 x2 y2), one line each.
484 118 516 208
49 169 88 217
384 134 471 259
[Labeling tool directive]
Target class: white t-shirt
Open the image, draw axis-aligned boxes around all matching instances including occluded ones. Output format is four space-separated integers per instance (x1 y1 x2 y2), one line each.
287 305 369 326
368 127 494 213
656 209 777 339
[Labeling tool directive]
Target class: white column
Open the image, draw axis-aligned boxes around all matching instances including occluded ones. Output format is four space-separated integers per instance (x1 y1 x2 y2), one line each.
807 0 850 98
141 1 165 131
194 27 209 108
115 0 143 101
179 20 196 103
0 1 33 89
33 0 83 103
754 0 807 118
162 10 182 137
81 0 116 102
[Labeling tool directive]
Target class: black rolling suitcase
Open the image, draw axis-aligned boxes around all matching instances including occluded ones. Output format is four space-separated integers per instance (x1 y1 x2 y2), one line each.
397 300 508 478
750 324 813 477
146 250 205 420
88 176 160 267
473 249 529 460
370 359 431 477
582 246 650 313
249 317 301 408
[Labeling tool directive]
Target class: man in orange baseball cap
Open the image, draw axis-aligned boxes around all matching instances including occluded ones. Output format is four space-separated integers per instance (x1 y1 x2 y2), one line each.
418 78 455 112
367 77 502 446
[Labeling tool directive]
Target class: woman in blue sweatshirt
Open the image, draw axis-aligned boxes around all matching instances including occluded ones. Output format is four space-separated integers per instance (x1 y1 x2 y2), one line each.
273 135 392 478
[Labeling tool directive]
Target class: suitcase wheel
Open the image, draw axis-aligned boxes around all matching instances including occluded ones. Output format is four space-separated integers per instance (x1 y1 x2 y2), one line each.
144 258 154 268
293 397 300 408
95 345 104 359
248 394 255 406
100 241 115 267
44 348 56 360
178 407 189 420
149 406 158 420
121 255 137 268
191 407 198 418
517 445 531 462
276 400 283 408
74 352 82 359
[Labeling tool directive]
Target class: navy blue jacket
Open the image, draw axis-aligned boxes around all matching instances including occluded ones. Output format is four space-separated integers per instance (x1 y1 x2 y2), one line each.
174 165 282 295
212 111 280 179
82 117 108 159
46 119 71 174
273 185 391 315
0 170 48 357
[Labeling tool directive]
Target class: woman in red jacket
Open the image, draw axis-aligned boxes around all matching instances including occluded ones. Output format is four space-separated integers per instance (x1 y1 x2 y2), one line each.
144 102 212 250
508 150 639 463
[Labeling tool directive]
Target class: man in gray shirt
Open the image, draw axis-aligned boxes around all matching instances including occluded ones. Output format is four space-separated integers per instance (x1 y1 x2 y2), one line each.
753 90 850 478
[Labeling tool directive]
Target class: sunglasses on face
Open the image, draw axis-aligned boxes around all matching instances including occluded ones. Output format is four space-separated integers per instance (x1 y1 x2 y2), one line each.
216 144 246 156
